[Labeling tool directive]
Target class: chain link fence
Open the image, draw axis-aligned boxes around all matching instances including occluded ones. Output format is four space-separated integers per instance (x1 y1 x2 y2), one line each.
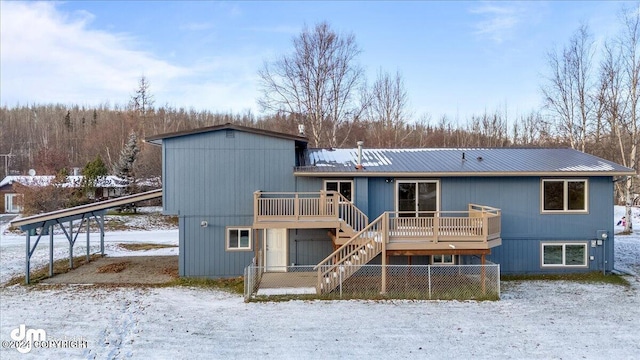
244 264 500 301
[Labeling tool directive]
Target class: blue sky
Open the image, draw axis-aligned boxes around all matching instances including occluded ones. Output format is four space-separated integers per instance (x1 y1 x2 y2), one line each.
0 1 628 121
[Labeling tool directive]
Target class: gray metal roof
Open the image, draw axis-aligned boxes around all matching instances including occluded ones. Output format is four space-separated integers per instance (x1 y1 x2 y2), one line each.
145 123 308 145
296 148 636 176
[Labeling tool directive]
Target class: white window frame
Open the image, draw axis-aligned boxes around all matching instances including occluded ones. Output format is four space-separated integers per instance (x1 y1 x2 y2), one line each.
431 254 455 265
4 193 23 213
540 242 588 268
541 179 588 213
324 179 354 203
225 227 252 251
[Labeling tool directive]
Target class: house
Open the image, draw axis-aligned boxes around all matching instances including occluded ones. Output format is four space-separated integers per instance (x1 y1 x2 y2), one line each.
0 175 129 213
146 124 635 285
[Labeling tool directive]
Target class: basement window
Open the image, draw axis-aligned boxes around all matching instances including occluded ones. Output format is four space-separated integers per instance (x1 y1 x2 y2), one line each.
431 254 455 265
541 242 587 267
226 227 251 251
541 179 588 213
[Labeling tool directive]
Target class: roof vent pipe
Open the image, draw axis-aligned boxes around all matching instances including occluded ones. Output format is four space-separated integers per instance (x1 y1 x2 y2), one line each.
356 141 364 170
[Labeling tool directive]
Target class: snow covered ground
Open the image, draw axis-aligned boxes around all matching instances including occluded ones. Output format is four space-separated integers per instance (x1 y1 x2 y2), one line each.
0 208 639 359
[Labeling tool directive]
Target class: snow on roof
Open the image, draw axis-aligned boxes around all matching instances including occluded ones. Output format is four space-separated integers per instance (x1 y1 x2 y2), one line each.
298 148 635 175
0 175 130 189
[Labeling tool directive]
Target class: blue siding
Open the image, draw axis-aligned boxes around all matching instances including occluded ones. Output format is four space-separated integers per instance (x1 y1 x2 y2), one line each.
163 130 298 277
354 178 369 217
359 176 615 273
289 229 334 265
368 177 394 219
295 177 322 192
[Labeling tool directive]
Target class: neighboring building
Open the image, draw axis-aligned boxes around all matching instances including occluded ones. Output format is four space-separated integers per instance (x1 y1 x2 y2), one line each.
0 175 129 213
146 124 635 281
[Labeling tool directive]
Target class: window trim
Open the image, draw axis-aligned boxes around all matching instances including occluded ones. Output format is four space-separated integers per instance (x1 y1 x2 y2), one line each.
323 179 354 203
541 179 589 214
431 254 455 265
540 242 588 268
225 227 252 251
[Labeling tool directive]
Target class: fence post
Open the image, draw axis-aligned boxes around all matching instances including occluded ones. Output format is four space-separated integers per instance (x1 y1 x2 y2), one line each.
481 254 486 295
339 266 343 299
244 266 248 302
428 265 431 299
497 264 501 298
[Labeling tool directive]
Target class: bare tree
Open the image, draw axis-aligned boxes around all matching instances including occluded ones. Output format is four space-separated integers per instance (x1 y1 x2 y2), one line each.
129 76 155 116
367 70 411 147
542 25 596 152
618 6 640 231
258 22 365 147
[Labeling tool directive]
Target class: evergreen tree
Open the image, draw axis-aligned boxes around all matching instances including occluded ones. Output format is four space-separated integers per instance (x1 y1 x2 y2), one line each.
82 155 108 195
63 110 72 130
115 132 140 186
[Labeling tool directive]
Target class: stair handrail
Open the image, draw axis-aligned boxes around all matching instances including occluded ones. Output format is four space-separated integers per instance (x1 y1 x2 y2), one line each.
331 191 369 232
314 212 385 270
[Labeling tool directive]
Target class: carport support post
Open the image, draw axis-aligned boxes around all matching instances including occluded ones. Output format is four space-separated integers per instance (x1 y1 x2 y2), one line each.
99 215 105 256
25 232 30 284
69 220 74 269
86 217 90 262
49 225 54 277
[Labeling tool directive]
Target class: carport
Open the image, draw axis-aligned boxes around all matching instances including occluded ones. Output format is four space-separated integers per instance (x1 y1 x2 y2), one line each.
10 189 162 284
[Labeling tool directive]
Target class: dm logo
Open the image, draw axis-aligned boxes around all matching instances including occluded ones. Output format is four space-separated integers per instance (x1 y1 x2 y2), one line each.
10 324 46 354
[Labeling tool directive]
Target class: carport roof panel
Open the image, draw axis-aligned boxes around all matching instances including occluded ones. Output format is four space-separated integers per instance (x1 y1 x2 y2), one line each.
11 189 162 230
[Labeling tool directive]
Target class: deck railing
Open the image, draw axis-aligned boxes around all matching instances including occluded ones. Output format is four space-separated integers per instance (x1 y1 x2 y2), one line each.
314 213 386 293
388 205 500 243
254 191 369 232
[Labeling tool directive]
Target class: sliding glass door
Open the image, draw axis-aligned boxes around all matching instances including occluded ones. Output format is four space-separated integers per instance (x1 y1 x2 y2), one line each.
397 181 439 217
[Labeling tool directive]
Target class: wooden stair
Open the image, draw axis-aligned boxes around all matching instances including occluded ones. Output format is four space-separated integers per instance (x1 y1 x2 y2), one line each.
315 213 386 294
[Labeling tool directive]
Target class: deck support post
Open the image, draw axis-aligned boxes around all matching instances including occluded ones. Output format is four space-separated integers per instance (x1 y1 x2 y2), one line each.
381 212 388 294
253 191 260 224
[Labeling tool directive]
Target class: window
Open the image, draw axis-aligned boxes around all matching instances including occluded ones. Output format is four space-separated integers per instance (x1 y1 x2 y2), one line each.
226 227 252 251
541 242 587 267
324 180 353 202
4 193 23 213
542 179 588 213
432 254 455 265
396 180 439 217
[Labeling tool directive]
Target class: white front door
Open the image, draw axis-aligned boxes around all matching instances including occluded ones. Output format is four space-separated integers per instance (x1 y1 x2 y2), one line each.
265 228 287 272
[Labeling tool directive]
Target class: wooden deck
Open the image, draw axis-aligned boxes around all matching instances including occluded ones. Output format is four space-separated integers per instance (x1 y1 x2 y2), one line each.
254 191 502 250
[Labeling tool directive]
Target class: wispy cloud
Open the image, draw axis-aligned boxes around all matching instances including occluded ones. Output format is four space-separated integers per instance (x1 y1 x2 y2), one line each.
180 22 215 31
469 2 528 44
0 2 192 106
